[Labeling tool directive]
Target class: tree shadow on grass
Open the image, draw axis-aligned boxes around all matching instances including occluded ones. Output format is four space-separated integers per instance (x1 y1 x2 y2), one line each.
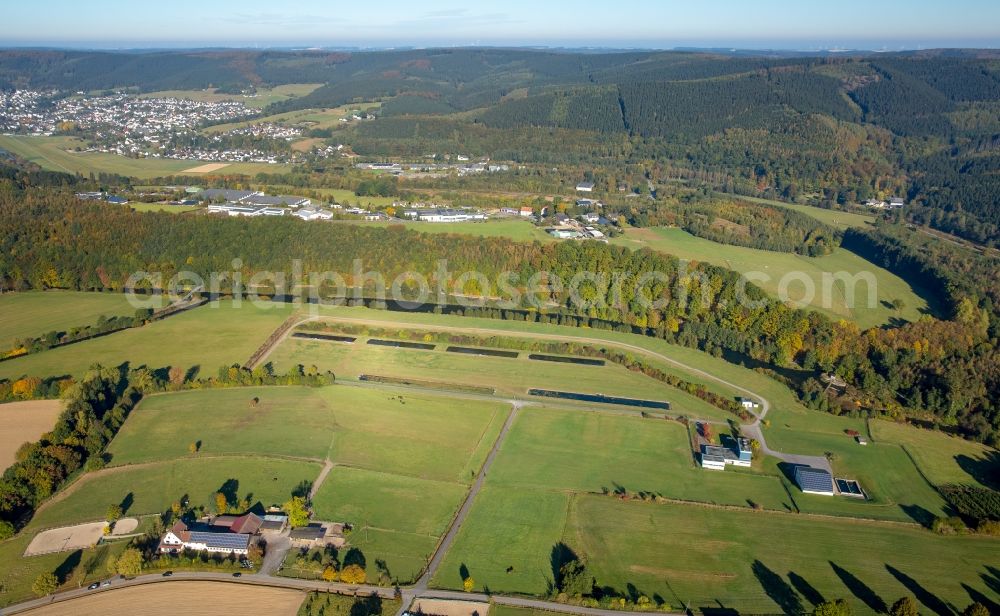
899 503 937 528
955 453 1000 491
830 562 886 613
751 560 803 615
885 564 954 616
119 492 134 516
789 571 825 607
55 549 83 584
550 542 579 591
961 583 1000 615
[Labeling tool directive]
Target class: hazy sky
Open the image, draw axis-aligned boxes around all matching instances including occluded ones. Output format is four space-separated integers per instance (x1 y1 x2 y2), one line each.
4 0 1000 49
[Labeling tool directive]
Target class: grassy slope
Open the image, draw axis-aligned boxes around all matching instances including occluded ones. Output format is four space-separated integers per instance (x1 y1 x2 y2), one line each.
485 407 793 511
359 219 555 242
731 194 876 231
568 495 1000 615
140 83 323 109
267 337 732 421
315 386 507 484
0 300 292 380
29 457 322 530
762 408 951 522
0 135 292 178
871 420 999 488
107 387 338 464
0 291 158 349
611 227 932 328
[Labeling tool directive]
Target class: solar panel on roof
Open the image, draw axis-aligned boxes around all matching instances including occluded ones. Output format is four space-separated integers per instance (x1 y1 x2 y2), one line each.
795 467 834 492
188 532 249 550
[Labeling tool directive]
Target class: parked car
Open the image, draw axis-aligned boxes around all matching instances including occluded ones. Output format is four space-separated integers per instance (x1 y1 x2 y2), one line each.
162 571 173 577
87 582 100 590
101 581 111 588
232 572 242 578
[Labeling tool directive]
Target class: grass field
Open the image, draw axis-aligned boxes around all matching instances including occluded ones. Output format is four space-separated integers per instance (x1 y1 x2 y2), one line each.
316 387 507 483
432 486 571 596
762 408 951 522
26 581 306 616
0 300 292 380
361 219 554 242
611 227 934 328
0 533 133 608
128 202 200 213
108 387 338 465
565 495 1000 615
29 456 321 530
0 400 63 470
267 336 732 421
141 83 323 109
731 194 876 231
311 466 467 582
203 102 381 134
0 290 159 349
0 135 292 178
485 407 794 510
871 420 1000 488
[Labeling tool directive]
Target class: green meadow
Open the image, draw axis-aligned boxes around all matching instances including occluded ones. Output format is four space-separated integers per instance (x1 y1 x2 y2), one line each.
0 300 292 380
611 226 933 328
0 291 158 349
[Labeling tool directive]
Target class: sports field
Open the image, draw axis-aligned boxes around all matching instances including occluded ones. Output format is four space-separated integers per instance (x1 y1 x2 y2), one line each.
0 300 293 380
0 290 155 350
0 135 292 178
127 202 200 213
267 336 732 421
611 227 934 328
0 400 63 470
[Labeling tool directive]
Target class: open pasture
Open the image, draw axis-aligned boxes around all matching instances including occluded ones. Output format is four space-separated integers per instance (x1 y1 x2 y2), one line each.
107 387 338 465
564 495 1000 615
611 226 933 328
485 407 794 511
315 386 508 483
0 300 293 380
0 400 63 470
431 486 571 596
762 408 950 522
0 290 155 349
28 456 321 530
871 419 1000 488
141 82 323 108
310 466 468 583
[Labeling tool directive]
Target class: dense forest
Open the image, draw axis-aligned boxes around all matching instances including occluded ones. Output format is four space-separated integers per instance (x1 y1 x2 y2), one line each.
0 181 997 444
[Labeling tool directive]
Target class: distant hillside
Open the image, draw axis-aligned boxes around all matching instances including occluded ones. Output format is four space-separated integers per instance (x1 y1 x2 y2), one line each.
1 47 999 243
